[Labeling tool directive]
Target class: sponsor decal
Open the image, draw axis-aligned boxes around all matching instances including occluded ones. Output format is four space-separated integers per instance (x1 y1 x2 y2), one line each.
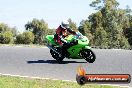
76 66 131 85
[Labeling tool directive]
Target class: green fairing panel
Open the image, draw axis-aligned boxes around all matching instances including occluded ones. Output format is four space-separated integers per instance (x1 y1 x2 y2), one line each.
78 36 89 45
85 46 91 49
67 45 82 59
46 35 54 41
66 36 90 59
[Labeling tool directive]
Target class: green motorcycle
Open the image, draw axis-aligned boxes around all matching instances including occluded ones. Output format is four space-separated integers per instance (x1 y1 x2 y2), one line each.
46 32 96 63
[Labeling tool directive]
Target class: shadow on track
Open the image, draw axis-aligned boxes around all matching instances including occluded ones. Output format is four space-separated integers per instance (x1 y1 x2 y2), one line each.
27 60 87 64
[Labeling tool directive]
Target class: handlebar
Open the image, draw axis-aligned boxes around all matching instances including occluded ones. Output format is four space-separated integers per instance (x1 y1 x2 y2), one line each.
74 32 84 39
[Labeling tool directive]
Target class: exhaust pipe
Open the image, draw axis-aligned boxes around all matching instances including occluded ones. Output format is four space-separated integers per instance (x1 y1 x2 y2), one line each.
47 45 61 56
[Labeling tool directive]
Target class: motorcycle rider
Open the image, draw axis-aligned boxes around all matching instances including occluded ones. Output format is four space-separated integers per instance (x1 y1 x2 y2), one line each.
54 20 77 56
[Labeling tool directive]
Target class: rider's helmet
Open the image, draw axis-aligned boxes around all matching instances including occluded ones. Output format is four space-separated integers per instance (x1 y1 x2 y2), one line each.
61 20 69 29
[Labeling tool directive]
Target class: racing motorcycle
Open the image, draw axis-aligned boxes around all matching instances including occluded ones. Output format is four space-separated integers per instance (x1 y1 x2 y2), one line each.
46 32 96 63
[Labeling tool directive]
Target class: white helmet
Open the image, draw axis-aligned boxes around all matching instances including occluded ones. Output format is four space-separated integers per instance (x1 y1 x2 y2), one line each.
61 20 69 29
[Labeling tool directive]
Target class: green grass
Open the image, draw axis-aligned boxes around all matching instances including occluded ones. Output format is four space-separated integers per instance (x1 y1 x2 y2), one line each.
0 75 126 88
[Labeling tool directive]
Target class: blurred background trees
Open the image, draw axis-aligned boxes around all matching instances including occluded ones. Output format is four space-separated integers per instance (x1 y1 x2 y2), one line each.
0 23 15 44
16 31 34 44
78 0 132 49
25 18 49 44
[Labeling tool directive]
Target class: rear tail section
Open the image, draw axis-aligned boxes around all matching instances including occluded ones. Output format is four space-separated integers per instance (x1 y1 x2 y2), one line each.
46 35 58 45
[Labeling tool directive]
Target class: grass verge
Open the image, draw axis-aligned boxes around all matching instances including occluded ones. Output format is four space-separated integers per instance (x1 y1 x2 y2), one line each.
0 75 126 88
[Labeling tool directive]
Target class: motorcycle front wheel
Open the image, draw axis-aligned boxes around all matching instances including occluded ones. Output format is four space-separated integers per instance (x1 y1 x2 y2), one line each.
81 49 96 63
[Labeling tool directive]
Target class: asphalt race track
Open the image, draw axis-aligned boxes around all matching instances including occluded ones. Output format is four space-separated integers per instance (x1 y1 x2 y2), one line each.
0 46 132 87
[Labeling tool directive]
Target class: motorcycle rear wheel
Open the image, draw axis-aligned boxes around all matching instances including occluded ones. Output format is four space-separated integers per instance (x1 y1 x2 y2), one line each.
50 47 65 63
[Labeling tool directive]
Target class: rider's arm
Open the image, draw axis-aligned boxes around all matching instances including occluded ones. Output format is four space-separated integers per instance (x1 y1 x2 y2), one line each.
67 28 76 35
